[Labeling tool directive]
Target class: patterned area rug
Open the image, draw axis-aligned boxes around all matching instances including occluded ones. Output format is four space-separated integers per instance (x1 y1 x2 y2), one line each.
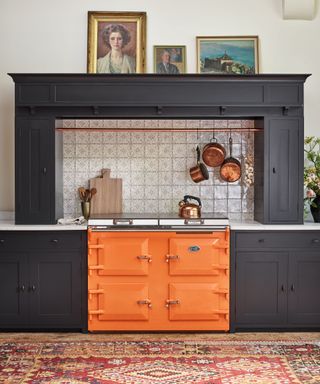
0 338 319 383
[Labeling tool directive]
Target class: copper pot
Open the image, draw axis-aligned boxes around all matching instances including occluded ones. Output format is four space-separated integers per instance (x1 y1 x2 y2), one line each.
202 137 226 167
179 195 202 218
220 137 241 182
189 145 209 183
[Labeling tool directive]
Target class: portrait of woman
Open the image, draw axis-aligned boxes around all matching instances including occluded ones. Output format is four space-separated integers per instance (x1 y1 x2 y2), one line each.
97 24 135 73
87 12 146 74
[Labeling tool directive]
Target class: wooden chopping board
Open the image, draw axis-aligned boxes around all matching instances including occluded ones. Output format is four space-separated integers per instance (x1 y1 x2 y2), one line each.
89 169 122 214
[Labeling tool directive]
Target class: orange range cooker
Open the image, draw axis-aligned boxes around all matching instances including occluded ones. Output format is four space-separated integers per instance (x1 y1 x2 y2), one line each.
87 214 230 331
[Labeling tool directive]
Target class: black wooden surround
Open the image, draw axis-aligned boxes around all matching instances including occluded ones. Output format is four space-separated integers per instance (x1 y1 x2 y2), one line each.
9 73 310 224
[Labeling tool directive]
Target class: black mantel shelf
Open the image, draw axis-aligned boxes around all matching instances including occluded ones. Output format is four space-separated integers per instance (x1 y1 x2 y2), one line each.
8 73 311 82
9 73 311 82
10 73 309 225
9 73 310 117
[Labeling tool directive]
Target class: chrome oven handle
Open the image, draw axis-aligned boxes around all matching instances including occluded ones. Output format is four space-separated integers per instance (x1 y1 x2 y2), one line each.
113 219 133 225
184 219 204 225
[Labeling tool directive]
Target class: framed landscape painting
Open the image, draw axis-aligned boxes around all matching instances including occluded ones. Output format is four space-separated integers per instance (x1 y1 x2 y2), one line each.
153 45 186 74
196 36 259 74
87 11 146 74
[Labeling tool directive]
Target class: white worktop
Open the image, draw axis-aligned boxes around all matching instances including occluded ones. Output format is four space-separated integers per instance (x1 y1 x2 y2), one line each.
0 220 87 231
0 218 319 231
230 221 320 230
0 212 86 230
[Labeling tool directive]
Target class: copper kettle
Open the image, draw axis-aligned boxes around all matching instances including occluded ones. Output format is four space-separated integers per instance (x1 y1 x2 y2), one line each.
178 195 202 219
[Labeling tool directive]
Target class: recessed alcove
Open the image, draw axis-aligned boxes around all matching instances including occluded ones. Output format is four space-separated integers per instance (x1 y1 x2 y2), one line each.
55 118 262 220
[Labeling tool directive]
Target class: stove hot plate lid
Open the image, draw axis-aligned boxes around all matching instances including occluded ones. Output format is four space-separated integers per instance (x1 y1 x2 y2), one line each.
88 213 229 227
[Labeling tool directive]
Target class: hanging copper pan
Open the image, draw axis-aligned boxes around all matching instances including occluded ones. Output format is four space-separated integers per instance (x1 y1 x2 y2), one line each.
189 145 209 183
220 137 241 182
202 137 226 167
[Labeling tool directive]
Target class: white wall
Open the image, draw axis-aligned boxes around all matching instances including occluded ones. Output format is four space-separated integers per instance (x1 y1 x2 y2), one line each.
0 0 319 211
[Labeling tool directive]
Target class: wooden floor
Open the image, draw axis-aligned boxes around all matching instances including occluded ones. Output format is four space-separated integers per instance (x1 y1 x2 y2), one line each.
0 332 319 342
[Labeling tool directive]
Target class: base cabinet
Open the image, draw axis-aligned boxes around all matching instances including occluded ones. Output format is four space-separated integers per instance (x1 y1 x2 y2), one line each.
88 229 230 331
233 231 320 329
288 252 320 325
236 252 287 325
0 253 28 326
0 231 87 329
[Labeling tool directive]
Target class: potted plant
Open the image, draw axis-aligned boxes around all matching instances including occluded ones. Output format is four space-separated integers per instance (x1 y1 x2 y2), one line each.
304 136 320 222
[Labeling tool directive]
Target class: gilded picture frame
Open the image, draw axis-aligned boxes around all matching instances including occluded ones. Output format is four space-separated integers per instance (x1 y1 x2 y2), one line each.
87 11 146 74
153 45 186 74
196 36 259 74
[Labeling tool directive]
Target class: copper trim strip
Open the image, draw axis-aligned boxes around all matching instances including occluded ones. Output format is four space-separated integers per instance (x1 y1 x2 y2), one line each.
56 127 262 133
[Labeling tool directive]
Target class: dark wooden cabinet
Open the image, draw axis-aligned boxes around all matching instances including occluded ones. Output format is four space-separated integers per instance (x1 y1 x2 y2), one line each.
11 74 309 225
232 231 320 330
254 117 303 224
0 231 87 330
16 118 55 224
236 252 287 325
288 252 320 325
0 253 28 326
268 118 303 223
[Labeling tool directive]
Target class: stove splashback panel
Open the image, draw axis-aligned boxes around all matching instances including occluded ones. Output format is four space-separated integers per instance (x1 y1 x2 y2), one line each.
62 119 254 220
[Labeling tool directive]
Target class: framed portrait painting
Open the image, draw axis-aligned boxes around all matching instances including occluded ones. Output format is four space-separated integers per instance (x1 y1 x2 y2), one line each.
154 46 186 74
87 11 146 74
196 36 259 74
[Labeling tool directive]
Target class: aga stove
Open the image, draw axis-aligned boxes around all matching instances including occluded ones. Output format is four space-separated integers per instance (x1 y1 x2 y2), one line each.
87 213 230 331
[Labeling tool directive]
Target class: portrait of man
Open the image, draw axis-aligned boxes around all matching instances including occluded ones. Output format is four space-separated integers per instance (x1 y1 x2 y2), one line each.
154 46 186 74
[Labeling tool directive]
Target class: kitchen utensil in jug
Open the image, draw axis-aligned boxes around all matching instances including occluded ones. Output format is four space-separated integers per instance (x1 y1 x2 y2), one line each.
178 195 202 218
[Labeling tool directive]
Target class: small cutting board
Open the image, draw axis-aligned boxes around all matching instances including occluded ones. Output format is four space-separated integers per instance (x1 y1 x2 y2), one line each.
89 169 122 214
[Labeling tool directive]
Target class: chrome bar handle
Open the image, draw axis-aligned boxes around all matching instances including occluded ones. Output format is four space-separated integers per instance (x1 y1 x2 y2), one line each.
113 219 133 225
165 254 180 263
166 299 180 308
184 219 204 225
137 255 152 263
137 299 152 308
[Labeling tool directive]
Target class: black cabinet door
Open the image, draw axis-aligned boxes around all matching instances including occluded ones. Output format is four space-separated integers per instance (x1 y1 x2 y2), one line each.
28 252 82 327
0 253 28 326
288 252 320 325
267 118 303 223
236 252 287 326
16 118 55 224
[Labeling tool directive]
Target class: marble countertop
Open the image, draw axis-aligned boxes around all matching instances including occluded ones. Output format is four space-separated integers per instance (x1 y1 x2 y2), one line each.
0 220 87 231
229 221 320 230
0 219 319 231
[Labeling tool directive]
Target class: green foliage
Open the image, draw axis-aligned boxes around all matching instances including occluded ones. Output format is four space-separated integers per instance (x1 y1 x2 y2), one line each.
304 136 320 209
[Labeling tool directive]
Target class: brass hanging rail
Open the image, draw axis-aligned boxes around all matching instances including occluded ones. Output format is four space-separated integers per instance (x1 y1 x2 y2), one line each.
55 127 263 133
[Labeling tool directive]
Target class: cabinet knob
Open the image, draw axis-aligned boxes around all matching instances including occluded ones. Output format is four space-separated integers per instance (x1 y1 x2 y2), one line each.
30 285 36 292
291 284 295 292
258 239 265 243
312 239 320 244
281 285 285 292
0 239 4 244
272 167 276 174
20 285 25 292
51 239 59 243
42 167 47 175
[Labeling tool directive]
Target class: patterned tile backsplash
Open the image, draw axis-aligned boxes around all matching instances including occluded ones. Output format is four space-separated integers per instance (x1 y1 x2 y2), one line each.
60 119 255 220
